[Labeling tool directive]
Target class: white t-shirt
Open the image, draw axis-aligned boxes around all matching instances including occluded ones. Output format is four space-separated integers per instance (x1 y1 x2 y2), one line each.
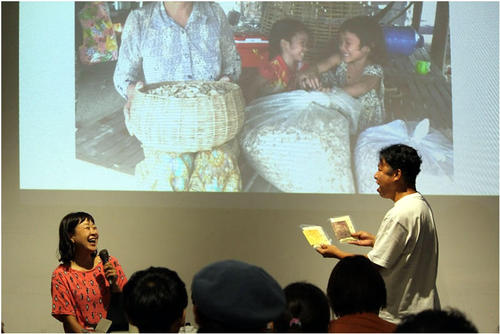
368 192 440 324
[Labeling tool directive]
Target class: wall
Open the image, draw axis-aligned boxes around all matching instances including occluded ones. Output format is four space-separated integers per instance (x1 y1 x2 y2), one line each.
2 191 498 332
2 2 499 333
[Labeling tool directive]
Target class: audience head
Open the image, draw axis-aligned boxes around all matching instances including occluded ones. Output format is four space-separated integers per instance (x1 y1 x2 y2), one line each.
123 266 188 333
395 308 478 333
58 211 95 263
379 144 422 189
275 282 330 332
327 255 386 317
191 259 286 332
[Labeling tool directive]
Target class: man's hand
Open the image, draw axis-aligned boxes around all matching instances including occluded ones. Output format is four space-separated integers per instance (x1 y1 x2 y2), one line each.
315 244 346 259
348 231 376 247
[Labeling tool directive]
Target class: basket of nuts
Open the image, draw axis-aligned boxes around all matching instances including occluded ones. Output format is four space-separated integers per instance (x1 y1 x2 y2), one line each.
127 81 245 153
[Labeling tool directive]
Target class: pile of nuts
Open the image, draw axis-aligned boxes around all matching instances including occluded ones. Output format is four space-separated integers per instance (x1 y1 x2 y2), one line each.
147 82 229 98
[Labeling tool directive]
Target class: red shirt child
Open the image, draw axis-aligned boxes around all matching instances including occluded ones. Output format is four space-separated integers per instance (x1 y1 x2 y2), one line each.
259 55 308 94
246 18 310 102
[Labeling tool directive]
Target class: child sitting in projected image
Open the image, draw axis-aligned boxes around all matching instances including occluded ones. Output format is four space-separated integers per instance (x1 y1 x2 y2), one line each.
298 16 388 132
247 18 310 101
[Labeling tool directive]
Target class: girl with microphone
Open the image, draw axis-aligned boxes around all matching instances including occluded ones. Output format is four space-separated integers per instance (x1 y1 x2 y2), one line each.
51 212 127 332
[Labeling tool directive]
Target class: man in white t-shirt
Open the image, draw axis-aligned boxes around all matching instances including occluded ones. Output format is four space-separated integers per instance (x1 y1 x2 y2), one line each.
316 144 440 324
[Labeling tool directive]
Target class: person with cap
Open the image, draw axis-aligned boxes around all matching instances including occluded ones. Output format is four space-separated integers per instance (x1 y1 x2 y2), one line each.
191 259 286 332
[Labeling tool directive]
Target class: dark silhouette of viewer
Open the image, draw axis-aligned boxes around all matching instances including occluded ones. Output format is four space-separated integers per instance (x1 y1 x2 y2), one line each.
274 282 330 332
395 308 478 333
123 266 188 333
191 259 286 332
327 255 396 332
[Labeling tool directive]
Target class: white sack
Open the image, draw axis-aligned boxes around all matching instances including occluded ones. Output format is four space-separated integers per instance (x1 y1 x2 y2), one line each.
241 90 362 193
354 119 454 194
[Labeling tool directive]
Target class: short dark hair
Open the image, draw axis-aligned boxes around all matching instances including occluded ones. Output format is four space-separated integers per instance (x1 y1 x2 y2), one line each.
275 282 330 333
339 16 388 65
379 144 422 189
58 212 95 263
269 18 310 59
327 256 386 317
123 266 188 333
395 308 478 333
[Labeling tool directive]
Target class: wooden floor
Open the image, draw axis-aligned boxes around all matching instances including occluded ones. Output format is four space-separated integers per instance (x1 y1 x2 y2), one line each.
75 47 452 192
76 107 144 175
75 61 144 175
384 47 452 135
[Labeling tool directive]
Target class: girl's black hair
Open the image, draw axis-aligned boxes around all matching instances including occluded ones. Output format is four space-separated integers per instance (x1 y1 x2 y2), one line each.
275 282 330 332
339 15 388 65
58 212 95 263
268 18 310 59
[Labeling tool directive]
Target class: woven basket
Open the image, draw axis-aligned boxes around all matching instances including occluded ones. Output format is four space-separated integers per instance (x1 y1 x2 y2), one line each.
127 81 245 153
260 2 369 62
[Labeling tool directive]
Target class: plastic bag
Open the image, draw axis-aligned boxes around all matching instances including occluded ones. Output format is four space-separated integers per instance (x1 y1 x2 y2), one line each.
241 90 362 193
354 118 455 194
244 89 362 135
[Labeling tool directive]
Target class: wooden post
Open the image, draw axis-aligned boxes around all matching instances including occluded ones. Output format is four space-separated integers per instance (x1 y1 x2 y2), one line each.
412 2 423 31
430 2 449 73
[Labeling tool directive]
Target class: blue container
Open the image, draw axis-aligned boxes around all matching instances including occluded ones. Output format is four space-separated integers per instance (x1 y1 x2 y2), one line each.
383 26 424 56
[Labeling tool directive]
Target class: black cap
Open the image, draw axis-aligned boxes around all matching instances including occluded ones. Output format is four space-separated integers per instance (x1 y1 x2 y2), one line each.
192 260 286 329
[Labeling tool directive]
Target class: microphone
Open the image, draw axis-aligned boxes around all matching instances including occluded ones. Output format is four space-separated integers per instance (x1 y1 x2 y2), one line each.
98 249 114 286
98 250 129 332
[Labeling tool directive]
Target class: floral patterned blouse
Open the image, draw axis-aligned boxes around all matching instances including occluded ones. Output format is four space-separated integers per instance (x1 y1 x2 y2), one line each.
321 61 385 132
51 256 127 331
78 3 118 65
113 2 241 98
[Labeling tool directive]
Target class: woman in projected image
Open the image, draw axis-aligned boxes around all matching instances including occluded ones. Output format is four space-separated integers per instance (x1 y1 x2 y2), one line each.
113 2 242 192
51 212 127 332
298 16 388 132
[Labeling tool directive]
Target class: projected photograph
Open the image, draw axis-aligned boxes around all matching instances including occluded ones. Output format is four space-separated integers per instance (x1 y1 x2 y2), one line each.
74 2 453 193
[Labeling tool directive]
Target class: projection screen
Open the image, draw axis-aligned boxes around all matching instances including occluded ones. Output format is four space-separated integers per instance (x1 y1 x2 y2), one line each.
18 2 498 195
